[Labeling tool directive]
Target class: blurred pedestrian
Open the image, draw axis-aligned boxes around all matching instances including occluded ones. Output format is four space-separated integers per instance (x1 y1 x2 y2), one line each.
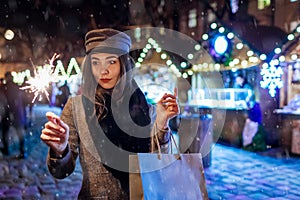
234 73 255 108
0 87 10 155
57 80 70 109
48 82 59 107
3 72 27 158
21 77 34 128
0 78 5 89
234 73 265 151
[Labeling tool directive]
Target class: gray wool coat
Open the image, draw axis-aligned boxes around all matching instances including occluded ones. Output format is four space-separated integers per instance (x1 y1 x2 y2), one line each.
46 95 171 199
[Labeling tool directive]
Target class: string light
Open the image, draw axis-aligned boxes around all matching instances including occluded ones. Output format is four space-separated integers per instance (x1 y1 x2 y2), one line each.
14 57 81 85
132 22 299 79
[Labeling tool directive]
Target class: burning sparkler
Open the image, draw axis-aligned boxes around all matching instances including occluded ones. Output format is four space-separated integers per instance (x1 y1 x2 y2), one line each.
21 53 60 103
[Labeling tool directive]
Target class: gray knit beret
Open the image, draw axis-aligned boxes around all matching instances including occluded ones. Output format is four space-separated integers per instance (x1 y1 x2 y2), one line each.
84 28 131 54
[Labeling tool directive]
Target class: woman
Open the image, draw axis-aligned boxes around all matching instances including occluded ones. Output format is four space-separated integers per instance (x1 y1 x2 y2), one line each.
40 28 179 199
234 73 265 151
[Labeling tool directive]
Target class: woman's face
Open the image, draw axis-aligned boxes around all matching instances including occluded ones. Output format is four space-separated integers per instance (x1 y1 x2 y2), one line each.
91 53 121 89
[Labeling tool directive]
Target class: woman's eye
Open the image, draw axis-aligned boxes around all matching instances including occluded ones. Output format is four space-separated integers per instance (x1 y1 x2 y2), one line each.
108 60 116 64
92 60 100 65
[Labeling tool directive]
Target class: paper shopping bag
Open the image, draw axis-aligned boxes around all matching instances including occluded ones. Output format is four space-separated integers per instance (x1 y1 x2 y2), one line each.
129 153 208 200
129 155 144 200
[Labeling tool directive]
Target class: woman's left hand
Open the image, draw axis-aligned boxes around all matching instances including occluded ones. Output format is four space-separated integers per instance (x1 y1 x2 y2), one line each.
155 88 180 130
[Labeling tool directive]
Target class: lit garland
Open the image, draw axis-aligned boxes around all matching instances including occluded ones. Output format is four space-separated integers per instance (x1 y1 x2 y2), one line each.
261 23 300 97
13 57 81 85
270 24 300 62
135 23 300 77
134 22 262 77
135 38 182 77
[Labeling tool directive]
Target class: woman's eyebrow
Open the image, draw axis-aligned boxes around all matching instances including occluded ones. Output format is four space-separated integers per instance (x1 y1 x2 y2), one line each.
91 56 100 60
105 56 118 60
91 56 118 60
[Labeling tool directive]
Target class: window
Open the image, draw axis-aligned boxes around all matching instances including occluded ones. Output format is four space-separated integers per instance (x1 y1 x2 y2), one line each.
188 9 197 28
258 0 271 10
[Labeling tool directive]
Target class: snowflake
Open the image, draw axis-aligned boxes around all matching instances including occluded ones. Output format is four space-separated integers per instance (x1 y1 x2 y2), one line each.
260 62 283 97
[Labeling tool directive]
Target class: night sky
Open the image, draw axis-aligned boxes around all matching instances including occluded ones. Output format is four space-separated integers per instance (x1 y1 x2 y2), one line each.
0 0 130 39
0 0 289 63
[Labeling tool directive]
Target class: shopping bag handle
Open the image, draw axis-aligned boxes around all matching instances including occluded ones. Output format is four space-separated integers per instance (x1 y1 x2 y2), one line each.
153 123 181 160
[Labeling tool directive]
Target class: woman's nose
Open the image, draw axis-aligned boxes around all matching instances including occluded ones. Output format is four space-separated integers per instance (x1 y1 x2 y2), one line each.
100 66 109 74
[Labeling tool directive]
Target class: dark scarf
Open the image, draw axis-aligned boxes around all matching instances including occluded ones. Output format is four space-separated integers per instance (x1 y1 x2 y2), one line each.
98 87 151 152
80 85 152 195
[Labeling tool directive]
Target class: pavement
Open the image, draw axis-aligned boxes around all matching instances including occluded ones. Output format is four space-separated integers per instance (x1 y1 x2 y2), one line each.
0 104 299 199
0 104 82 200
205 144 300 200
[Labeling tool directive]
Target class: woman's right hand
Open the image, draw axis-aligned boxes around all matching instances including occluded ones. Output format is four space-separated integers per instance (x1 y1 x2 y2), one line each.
41 112 69 156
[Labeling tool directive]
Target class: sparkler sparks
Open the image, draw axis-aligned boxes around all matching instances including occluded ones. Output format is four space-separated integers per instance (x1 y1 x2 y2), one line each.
21 53 60 103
